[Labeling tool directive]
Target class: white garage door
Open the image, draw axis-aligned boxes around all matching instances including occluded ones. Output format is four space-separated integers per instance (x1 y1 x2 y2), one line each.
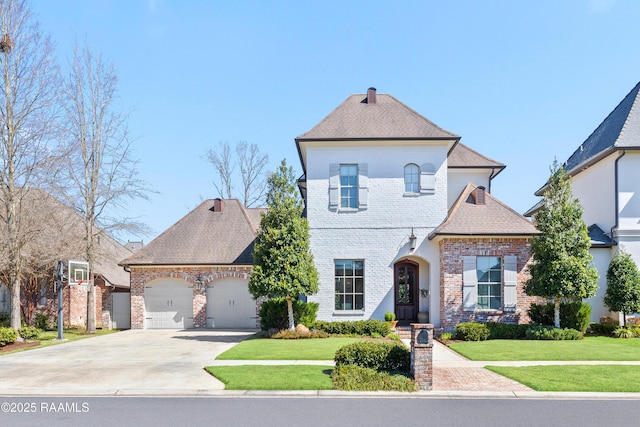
145 280 194 329
206 278 256 328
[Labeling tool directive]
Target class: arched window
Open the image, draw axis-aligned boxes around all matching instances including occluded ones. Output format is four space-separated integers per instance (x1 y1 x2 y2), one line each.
404 164 419 193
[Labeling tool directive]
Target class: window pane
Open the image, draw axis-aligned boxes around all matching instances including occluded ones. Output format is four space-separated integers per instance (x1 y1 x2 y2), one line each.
478 284 488 296
354 261 363 276
345 278 353 293
344 295 353 310
490 297 502 310
355 278 363 293
477 270 489 283
335 278 344 293
477 297 488 310
490 271 501 283
355 295 363 310
490 284 501 296
490 257 501 270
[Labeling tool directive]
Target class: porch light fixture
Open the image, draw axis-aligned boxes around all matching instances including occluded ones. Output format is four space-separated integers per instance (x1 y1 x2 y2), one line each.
409 228 417 251
195 275 206 291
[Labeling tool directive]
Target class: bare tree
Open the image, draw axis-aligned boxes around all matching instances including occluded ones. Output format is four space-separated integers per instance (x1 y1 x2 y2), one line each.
237 141 269 207
205 141 234 199
205 141 269 207
62 42 149 333
0 0 60 334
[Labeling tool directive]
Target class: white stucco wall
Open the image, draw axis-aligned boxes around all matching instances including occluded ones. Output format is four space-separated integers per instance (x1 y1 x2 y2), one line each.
571 153 616 232
303 142 450 327
447 169 491 209
585 247 615 323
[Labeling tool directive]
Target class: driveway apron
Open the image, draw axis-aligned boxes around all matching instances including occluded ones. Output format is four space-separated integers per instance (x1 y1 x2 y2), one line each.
0 329 255 395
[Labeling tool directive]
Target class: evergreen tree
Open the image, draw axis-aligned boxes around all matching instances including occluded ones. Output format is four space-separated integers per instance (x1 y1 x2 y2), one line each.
604 250 640 327
525 161 598 327
248 159 318 330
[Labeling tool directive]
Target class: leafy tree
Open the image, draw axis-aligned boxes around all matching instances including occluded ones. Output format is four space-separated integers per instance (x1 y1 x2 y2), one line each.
525 161 598 327
248 159 318 330
604 250 640 327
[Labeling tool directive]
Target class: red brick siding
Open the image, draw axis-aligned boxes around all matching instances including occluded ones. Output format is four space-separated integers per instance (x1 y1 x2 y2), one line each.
439 238 536 331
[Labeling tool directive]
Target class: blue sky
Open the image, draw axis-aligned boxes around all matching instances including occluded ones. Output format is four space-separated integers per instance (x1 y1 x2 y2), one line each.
31 0 640 243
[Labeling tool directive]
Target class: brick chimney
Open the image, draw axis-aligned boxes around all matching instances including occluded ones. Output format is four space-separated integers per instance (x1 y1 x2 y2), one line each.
367 87 377 104
472 187 486 205
213 198 225 212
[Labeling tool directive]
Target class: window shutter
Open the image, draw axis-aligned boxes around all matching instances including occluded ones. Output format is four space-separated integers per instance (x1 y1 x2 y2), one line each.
503 256 518 312
358 163 368 209
420 163 436 194
462 256 477 311
329 163 339 210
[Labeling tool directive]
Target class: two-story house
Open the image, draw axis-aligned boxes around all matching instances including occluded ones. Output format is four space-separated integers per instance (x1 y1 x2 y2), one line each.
296 88 539 330
527 81 640 324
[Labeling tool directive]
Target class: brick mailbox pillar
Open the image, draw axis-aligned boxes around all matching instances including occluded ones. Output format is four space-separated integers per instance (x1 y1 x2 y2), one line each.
410 323 434 390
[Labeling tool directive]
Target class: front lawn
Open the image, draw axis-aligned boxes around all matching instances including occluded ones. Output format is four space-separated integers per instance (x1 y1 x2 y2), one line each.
206 365 333 390
487 365 640 392
448 336 640 361
216 337 362 360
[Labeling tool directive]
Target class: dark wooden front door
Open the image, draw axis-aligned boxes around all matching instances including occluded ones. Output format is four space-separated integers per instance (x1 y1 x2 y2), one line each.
395 261 419 326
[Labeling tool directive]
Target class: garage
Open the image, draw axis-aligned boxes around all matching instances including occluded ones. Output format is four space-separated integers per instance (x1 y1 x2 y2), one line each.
144 279 194 329
206 278 257 328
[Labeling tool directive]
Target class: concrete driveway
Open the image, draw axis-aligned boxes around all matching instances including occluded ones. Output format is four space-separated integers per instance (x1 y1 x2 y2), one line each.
0 329 255 396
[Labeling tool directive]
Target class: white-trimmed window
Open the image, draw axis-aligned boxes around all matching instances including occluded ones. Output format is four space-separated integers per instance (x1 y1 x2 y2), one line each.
404 164 419 193
463 255 517 312
329 163 368 211
335 260 364 310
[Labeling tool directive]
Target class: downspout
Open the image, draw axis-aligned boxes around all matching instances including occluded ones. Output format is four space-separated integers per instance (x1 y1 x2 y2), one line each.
611 149 626 244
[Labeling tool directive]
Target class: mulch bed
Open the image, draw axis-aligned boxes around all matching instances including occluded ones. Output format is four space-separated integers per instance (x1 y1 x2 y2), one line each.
0 341 40 353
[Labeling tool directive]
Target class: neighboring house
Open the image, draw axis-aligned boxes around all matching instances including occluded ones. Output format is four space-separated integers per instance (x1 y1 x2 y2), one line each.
0 189 132 329
296 88 539 330
120 199 265 329
526 81 640 324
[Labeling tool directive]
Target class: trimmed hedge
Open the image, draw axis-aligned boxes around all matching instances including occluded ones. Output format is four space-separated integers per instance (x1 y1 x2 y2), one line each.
311 320 391 337
454 322 490 341
485 322 529 339
334 341 410 374
270 329 329 339
527 301 592 333
589 322 617 336
18 326 41 341
258 298 319 331
525 325 581 340
331 365 416 392
0 327 17 347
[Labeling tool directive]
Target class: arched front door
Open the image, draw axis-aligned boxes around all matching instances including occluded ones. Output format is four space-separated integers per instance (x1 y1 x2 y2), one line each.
395 260 419 326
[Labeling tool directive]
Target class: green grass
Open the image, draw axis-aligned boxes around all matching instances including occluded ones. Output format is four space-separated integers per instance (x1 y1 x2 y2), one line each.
216 337 362 360
487 365 640 392
206 365 333 390
448 336 640 361
1 328 117 355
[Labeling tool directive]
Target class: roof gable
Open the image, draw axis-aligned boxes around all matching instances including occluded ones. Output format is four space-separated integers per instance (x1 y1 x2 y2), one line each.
121 199 266 266
429 183 539 239
565 81 640 173
448 143 505 170
296 90 460 141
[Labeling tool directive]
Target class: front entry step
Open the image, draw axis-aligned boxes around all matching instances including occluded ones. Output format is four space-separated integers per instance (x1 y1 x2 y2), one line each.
395 326 411 340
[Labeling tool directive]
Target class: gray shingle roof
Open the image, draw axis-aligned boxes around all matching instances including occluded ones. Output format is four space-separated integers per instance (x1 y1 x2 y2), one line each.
565 81 640 173
588 224 615 248
296 92 460 141
120 199 266 266
429 183 539 239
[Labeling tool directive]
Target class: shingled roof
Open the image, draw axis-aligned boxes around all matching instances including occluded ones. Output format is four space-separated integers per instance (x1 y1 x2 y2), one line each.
448 143 505 171
120 199 265 266
429 183 539 239
296 88 460 141
564 81 640 174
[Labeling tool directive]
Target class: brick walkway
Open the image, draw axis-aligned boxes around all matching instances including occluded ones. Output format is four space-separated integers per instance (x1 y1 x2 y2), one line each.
433 367 533 392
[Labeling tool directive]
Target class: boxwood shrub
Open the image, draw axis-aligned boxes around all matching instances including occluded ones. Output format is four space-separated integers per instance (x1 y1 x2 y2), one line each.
525 325 581 340
258 298 318 331
589 322 617 336
331 365 416 392
0 327 17 347
311 320 391 337
454 322 490 341
334 341 410 374
485 322 529 339
18 326 41 341
528 301 592 333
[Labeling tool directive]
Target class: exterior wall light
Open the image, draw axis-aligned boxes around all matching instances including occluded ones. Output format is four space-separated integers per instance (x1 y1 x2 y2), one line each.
409 228 417 251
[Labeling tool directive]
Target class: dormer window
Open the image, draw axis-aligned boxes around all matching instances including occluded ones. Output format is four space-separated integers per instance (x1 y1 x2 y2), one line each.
404 164 419 193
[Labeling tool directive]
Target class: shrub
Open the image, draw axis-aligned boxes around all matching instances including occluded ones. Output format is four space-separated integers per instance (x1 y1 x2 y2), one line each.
589 322 617 336
454 322 490 341
311 320 391 337
560 301 591 333
528 303 554 325
525 325 581 340
270 329 329 339
334 341 411 374
0 327 17 346
331 365 416 392
18 326 41 341
440 332 453 340
258 298 319 331
384 311 396 322
485 322 529 339
613 327 636 339
35 313 56 331
0 314 10 328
